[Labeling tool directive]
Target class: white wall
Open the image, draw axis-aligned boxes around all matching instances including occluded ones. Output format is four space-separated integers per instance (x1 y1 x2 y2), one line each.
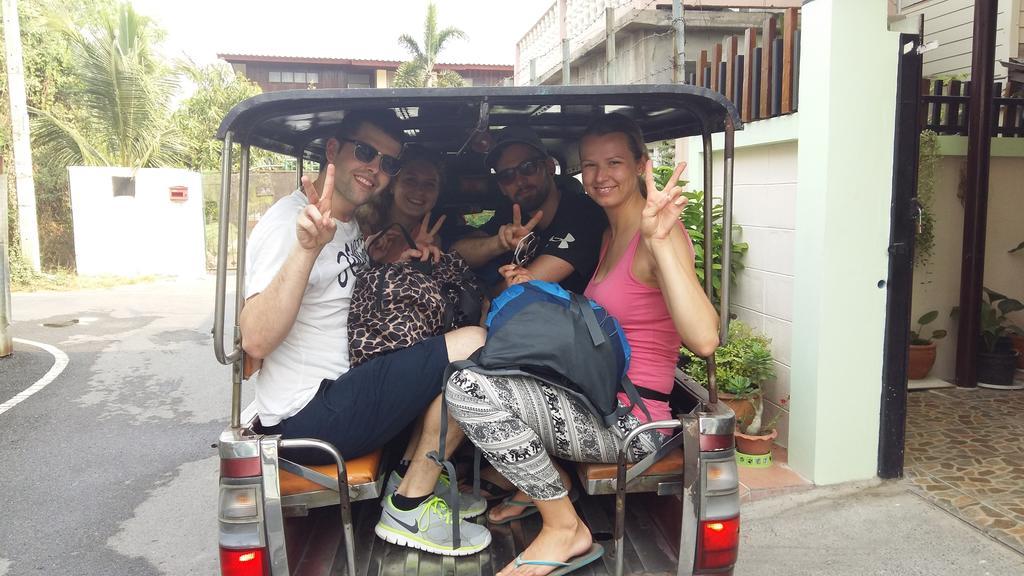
911 138 1024 381
69 167 206 278
688 114 799 449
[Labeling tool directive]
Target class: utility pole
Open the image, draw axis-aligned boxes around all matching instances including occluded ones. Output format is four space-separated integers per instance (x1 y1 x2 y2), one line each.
673 0 685 83
2 0 41 272
1 158 12 357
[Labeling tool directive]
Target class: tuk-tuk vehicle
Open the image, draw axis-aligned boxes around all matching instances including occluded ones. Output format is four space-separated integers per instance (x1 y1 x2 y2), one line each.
212 84 742 576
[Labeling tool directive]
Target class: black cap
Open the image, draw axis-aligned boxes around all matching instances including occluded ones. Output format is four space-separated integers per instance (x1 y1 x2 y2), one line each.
484 126 548 169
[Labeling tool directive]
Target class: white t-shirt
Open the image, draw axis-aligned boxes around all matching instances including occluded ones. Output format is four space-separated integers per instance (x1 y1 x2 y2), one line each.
244 190 367 426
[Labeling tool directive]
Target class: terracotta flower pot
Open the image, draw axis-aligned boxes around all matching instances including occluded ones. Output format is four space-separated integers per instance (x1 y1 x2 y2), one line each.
907 342 937 380
1010 335 1024 370
719 392 756 426
735 429 778 456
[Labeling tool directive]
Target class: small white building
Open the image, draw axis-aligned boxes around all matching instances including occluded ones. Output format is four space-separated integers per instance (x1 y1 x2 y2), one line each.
69 167 206 278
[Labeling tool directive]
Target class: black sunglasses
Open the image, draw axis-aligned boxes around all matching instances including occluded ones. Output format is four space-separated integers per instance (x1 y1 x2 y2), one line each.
338 137 402 176
493 157 546 186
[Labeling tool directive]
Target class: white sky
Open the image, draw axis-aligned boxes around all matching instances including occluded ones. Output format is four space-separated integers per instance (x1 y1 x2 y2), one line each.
130 0 555 66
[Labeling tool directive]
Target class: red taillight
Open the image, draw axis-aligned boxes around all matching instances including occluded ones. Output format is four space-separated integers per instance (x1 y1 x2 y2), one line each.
220 547 266 576
697 516 740 570
221 457 261 478
699 433 734 451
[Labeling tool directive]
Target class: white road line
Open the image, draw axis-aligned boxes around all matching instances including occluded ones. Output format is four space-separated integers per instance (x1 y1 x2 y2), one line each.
0 338 70 416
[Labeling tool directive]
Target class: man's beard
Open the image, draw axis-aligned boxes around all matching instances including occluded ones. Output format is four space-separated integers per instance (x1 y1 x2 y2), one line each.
514 179 550 213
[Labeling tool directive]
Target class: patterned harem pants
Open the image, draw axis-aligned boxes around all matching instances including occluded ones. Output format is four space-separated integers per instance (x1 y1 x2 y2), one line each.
445 369 666 501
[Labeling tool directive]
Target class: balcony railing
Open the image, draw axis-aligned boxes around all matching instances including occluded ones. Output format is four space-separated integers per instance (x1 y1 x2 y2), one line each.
921 79 1024 137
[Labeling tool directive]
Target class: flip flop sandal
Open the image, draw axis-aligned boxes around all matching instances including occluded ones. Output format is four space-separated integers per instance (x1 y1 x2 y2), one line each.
487 488 580 525
513 543 605 576
475 478 516 502
488 496 538 525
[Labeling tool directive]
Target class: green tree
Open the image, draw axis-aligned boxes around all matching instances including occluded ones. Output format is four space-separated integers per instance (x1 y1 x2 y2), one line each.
29 2 183 169
1 0 118 273
394 2 467 88
173 60 263 172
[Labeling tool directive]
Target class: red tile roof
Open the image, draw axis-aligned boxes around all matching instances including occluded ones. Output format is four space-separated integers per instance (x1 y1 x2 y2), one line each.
218 53 512 71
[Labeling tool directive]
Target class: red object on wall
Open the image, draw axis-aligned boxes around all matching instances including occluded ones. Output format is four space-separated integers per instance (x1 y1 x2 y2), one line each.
170 185 188 201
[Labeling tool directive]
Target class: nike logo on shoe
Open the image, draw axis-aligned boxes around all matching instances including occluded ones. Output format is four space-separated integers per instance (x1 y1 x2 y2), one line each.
384 509 420 534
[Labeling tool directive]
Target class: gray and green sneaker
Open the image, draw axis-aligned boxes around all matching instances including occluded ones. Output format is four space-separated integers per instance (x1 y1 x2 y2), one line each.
375 495 492 556
383 470 487 519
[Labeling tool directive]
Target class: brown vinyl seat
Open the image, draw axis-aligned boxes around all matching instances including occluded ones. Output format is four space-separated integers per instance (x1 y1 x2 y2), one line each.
576 449 684 496
279 449 382 497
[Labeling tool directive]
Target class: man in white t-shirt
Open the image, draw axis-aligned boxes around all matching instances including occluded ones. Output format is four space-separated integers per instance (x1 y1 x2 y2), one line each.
240 110 491 556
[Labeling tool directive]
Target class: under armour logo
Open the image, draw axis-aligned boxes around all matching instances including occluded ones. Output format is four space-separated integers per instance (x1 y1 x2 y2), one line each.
549 233 575 249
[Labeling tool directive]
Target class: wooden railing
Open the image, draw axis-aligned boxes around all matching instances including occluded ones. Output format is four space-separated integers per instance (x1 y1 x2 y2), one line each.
694 7 799 123
921 79 1024 137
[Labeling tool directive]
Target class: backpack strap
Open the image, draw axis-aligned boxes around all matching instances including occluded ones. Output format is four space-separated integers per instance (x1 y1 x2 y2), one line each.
610 375 653 427
425 354 481 551
570 293 606 347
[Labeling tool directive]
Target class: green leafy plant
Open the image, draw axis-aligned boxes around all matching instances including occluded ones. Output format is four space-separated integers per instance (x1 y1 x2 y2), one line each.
915 130 939 267
653 166 748 306
909 310 947 345
951 288 1024 353
681 321 775 397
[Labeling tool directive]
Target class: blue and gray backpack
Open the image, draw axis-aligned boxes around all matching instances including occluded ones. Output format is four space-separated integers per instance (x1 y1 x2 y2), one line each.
459 280 651 427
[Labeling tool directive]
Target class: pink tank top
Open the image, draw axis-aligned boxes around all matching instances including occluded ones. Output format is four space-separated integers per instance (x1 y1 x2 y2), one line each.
584 230 684 423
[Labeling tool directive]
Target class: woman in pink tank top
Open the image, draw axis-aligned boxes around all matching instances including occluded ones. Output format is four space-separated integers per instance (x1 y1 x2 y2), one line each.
446 113 719 575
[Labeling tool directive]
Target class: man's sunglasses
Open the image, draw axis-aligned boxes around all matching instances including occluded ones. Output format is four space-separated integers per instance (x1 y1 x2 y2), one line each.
493 157 546 186
338 137 402 176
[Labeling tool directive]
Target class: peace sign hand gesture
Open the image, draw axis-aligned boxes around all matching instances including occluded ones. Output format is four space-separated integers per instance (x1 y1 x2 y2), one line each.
497 204 543 252
640 159 688 243
414 211 447 250
296 166 337 252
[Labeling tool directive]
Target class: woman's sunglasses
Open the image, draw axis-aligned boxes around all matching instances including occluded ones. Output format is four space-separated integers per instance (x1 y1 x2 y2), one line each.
339 137 403 176
493 157 545 186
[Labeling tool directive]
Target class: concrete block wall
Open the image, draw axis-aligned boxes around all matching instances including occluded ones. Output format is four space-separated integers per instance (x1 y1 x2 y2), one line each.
687 116 799 447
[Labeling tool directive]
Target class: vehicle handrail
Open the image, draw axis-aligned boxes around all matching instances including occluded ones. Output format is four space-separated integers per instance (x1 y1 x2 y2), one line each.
612 417 696 576
697 114 736 408
214 132 239 365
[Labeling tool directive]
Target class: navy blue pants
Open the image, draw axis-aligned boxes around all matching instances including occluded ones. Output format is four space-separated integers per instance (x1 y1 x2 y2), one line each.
278 336 450 461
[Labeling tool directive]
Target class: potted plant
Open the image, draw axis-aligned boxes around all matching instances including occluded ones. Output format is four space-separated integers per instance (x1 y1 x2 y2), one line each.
734 395 787 468
908 310 947 379
1010 242 1024 369
953 288 1024 388
680 321 776 424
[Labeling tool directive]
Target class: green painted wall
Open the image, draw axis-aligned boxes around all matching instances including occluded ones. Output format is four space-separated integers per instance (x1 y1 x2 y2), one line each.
788 0 902 484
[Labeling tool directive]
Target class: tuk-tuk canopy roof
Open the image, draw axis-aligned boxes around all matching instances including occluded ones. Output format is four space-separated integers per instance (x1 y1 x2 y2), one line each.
216 84 741 165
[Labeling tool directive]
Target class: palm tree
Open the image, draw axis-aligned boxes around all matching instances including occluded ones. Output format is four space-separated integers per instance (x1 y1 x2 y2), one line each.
394 2 467 88
29 3 183 169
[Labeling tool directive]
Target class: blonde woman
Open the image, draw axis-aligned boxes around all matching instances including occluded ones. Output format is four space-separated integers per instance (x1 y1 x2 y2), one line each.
446 113 719 576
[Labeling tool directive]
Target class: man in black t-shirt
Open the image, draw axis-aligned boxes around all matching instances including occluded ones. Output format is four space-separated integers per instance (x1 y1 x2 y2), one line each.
452 126 607 293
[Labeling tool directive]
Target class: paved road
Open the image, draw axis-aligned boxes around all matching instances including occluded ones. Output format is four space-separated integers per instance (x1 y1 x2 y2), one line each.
737 481 1024 575
1 277 237 575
